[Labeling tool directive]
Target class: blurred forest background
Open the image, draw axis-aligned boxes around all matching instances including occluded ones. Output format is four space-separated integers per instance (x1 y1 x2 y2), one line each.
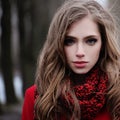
0 0 120 120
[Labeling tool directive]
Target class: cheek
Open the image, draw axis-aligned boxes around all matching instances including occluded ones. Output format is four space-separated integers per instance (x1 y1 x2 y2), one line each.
88 44 101 62
94 41 102 55
64 50 70 62
65 47 76 62
92 47 101 61
64 48 73 59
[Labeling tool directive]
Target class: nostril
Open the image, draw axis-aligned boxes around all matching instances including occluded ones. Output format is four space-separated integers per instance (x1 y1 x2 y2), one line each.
76 47 85 57
76 54 85 57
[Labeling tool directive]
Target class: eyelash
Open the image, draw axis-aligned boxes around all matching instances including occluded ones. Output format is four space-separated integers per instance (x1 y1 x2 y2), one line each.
64 38 75 46
64 37 97 46
86 38 97 45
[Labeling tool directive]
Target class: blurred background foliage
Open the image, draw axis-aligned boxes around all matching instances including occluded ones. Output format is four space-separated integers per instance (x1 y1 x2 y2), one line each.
0 0 119 119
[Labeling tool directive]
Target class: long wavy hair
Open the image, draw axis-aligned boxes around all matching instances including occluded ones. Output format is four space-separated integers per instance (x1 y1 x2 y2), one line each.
35 0 120 119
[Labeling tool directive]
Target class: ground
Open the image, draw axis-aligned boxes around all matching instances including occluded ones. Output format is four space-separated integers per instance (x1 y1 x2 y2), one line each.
0 103 22 120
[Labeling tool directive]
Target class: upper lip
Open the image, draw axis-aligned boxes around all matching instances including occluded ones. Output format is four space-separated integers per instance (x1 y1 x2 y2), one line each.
73 61 88 63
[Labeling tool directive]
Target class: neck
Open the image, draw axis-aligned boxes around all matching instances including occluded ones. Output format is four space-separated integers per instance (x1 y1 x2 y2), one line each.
70 72 87 85
69 66 98 86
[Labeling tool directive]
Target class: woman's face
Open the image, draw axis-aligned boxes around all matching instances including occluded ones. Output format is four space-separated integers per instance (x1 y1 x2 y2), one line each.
64 16 102 74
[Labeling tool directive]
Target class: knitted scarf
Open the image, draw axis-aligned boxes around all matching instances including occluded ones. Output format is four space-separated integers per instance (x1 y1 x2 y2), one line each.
59 67 108 120
34 67 108 120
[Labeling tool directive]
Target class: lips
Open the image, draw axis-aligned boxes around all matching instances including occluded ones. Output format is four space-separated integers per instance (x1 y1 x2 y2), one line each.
73 61 88 68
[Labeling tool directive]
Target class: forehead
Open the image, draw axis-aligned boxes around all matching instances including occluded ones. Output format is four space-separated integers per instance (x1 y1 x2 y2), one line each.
67 16 100 38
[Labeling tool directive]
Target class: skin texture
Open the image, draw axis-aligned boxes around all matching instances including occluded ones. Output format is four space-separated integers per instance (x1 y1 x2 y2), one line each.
64 16 102 74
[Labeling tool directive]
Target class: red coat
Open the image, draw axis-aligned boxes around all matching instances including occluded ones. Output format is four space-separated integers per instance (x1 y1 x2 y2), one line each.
22 85 112 120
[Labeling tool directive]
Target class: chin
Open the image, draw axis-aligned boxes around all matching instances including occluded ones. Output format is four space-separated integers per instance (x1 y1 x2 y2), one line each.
73 71 89 74
73 69 90 74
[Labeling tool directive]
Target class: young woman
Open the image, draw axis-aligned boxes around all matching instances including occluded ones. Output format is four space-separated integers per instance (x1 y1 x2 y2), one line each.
22 0 120 120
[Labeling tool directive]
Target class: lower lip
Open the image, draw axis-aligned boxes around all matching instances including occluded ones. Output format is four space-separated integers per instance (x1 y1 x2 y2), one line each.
73 63 87 68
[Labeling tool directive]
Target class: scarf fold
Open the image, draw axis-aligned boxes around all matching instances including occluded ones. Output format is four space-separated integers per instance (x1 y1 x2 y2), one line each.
60 67 108 120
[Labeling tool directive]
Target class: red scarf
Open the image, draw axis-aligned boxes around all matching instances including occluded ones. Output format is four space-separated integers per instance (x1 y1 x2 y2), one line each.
59 67 108 120
34 67 108 120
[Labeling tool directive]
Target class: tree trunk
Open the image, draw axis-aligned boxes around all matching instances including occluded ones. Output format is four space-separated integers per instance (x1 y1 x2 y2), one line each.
0 104 3 115
16 0 35 95
1 0 18 104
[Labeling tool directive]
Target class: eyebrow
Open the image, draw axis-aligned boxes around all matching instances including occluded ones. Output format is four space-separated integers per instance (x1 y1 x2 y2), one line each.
65 35 99 40
65 35 76 39
83 35 99 40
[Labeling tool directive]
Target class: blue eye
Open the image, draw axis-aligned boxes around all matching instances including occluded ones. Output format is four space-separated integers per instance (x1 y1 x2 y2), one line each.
64 37 75 46
86 38 97 45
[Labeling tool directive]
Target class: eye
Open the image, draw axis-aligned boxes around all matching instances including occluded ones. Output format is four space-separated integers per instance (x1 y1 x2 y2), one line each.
64 37 75 46
86 38 97 46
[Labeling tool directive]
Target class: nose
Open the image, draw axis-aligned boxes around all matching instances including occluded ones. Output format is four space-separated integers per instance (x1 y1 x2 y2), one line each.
76 44 85 57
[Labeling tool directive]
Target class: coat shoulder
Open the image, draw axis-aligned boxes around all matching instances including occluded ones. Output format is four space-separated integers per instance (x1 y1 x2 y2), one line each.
26 85 36 93
22 85 37 120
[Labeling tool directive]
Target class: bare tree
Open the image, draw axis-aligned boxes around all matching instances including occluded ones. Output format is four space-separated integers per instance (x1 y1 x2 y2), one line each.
1 0 17 104
16 0 35 94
